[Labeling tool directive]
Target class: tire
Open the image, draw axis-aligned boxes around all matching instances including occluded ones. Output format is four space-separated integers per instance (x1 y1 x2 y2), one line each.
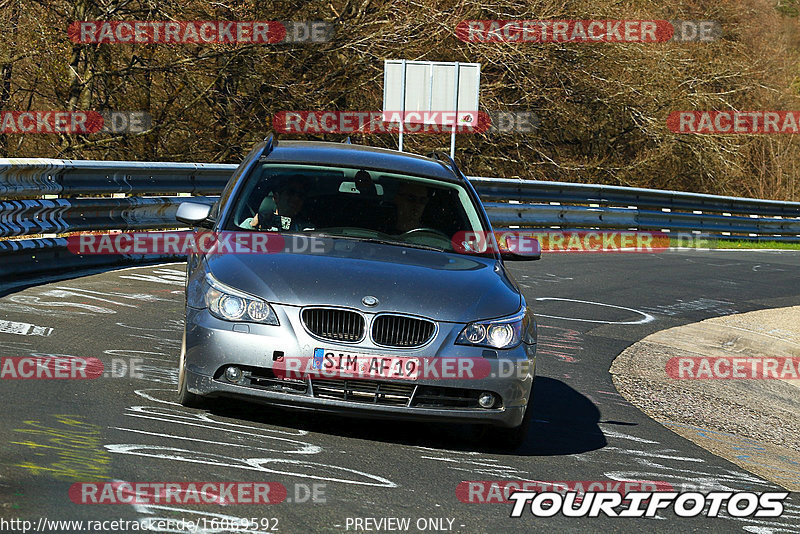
177 367 205 408
499 364 536 450
497 403 532 450
177 329 205 408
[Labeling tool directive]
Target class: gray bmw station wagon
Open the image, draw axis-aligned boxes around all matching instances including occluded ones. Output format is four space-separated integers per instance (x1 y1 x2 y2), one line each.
176 136 538 439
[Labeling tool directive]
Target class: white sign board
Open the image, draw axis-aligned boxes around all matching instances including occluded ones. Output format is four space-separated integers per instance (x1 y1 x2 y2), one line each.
383 60 481 156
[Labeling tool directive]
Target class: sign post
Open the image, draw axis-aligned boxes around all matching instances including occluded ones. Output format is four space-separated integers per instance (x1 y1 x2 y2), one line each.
450 61 460 159
383 60 480 158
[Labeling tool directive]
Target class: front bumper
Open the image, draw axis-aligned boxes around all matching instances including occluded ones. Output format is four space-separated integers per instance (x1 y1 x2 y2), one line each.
183 305 536 428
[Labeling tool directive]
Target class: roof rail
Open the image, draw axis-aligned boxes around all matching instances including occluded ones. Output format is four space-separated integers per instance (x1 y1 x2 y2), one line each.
428 151 467 181
262 133 277 157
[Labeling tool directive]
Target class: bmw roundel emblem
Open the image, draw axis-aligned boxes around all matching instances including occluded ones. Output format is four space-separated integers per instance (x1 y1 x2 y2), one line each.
362 295 379 307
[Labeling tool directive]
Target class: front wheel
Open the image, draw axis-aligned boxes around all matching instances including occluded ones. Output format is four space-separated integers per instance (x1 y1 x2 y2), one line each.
457 405 531 450
177 329 205 408
495 402 532 451
496 416 530 450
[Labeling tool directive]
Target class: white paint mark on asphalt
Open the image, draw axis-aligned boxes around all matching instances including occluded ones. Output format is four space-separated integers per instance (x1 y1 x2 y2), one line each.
640 298 737 317
519 273 575 285
119 268 186 286
104 349 173 363
738 501 800 533
123 480 278 534
753 264 787 272
133 388 181 406
113 392 399 489
43 287 137 307
124 405 309 438
247 457 397 487
599 429 659 444
534 297 655 324
419 456 520 469
0 340 32 350
0 319 53 337
133 365 178 384
603 446 705 462
7 295 116 314
607 458 772 492
411 445 483 455
124 333 181 346
106 444 397 487
111 426 320 455
7 287 174 318
116 320 183 333
419 456 527 477
55 286 174 302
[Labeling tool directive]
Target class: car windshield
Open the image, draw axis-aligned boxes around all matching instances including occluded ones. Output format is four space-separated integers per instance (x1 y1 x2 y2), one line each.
225 162 488 254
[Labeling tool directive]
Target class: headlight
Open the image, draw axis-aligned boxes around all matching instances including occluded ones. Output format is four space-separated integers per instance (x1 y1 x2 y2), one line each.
456 310 526 349
188 273 279 325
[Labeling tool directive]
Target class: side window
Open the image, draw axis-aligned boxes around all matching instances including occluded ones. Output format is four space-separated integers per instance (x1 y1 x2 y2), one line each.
216 140 268 226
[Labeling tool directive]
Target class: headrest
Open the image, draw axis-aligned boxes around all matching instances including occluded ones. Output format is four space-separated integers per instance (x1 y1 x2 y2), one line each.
258 195 277 218
354 169 377 196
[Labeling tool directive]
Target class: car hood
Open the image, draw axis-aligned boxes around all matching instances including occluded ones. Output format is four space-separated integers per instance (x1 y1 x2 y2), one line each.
204 238 522 323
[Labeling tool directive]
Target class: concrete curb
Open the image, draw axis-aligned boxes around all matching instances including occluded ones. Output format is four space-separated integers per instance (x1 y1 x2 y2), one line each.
610 306 800 490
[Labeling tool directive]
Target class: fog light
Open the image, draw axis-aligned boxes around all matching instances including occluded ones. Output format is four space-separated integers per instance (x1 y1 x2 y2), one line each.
478 392 496 409
225 366 243 383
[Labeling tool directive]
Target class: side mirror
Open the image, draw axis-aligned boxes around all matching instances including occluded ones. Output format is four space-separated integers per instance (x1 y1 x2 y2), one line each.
500 250 541 261
497 234 541 261
452 231 542 260
176 202 214 228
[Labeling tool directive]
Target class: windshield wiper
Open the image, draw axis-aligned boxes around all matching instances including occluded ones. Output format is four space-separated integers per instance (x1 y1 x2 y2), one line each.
361 238 446 253
306 232 447 253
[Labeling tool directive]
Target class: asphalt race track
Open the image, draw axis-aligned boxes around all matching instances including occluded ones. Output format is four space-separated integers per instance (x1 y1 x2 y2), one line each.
1 250 799 533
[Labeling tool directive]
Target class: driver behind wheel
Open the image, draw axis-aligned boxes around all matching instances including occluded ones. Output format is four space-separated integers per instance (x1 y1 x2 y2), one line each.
242 175 313 232
391 181 431 234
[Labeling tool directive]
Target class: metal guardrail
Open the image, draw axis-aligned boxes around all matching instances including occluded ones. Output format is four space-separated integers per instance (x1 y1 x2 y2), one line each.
1 158 799 281
0 158 232 281
0 196 217 238
0 158 233 197
474 177 800 236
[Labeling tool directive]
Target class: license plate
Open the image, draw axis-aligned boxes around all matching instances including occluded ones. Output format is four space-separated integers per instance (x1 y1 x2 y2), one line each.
312 348 420 380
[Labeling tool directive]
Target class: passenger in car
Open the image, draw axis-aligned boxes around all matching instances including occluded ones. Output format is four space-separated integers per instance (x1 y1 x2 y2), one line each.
390 181 431 234
242 176 312 231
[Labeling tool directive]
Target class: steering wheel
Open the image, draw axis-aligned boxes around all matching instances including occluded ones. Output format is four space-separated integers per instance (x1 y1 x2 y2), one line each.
400 227 450 239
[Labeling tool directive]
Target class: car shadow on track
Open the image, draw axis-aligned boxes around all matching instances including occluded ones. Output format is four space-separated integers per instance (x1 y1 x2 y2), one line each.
206 376 609 457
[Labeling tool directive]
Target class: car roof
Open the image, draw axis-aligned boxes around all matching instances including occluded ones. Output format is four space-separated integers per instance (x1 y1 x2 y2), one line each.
261 140 462 183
